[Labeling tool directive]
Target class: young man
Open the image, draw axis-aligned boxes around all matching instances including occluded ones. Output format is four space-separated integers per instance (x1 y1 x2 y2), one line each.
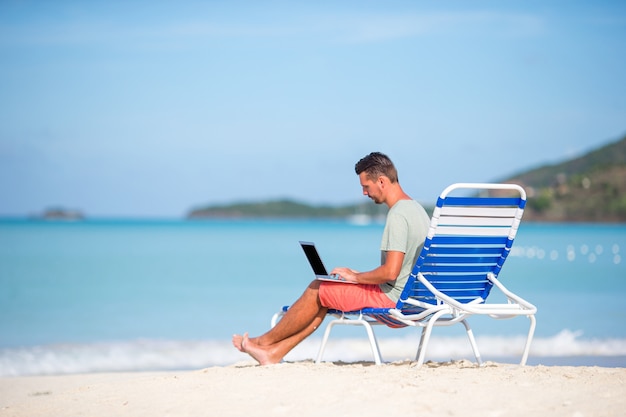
232 152 431 365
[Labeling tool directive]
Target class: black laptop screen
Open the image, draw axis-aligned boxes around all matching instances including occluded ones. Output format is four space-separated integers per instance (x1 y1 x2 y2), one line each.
300 242 329 276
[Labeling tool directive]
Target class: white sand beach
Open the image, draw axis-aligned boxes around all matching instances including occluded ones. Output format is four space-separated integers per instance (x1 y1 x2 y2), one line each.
1 360 624 417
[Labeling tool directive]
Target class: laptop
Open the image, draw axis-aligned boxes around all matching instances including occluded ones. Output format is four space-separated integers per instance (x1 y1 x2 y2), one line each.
299 241 356 283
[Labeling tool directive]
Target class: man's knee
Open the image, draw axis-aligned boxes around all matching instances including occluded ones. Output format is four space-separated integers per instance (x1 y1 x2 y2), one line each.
308 279 322 290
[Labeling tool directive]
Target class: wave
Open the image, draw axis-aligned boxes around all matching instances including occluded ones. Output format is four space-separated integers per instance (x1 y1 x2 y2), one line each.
2 330 625 376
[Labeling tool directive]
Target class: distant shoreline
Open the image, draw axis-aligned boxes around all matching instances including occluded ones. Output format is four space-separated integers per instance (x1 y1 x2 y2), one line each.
1 215 626 224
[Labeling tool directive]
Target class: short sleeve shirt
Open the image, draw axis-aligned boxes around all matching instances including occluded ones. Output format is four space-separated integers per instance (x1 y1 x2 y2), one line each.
378 199 431 302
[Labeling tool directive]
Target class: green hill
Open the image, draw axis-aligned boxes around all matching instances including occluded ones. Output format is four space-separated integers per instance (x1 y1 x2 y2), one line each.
187 199 390 219
501 135 626 222
188 134 626 223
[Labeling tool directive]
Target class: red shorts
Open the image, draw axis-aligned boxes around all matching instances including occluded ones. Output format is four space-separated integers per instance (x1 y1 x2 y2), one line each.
318 282 396 311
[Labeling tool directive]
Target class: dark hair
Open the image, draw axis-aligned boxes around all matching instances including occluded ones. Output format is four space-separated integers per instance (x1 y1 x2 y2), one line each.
354 152 398 183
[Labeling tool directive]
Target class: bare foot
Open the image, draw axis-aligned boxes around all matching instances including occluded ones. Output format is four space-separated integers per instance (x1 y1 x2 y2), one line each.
240 333 282 365
232 334 245 352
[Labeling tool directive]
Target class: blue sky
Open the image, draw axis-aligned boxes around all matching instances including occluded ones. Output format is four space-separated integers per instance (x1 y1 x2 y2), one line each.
1 1 625 217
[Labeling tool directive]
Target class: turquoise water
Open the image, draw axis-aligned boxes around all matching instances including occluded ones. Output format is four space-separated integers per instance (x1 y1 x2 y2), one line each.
1 219 625 375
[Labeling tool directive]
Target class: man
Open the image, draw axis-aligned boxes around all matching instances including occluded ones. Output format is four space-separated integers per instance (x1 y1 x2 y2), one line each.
232 152 431 365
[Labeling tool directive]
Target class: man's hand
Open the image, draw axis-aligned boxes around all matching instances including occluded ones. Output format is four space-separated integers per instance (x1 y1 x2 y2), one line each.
330 251 405 285
330 267 360 283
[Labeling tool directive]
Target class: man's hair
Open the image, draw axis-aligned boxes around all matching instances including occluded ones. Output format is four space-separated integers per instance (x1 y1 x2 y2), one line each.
354 152 398 183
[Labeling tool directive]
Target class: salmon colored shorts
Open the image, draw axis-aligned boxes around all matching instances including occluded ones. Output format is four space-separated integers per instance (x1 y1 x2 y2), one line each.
318 281 396 311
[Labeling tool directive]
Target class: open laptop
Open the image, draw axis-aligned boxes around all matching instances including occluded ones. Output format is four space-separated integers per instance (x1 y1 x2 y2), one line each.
299 241 356 283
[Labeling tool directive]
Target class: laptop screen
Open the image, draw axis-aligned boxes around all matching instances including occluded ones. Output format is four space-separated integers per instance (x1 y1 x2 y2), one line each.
299 241 329 276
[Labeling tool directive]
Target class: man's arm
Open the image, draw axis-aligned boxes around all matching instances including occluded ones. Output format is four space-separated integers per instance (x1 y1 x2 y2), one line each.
331 250 405 284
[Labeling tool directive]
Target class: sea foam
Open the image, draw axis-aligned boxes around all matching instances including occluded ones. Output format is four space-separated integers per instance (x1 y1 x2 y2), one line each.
2 330 625 376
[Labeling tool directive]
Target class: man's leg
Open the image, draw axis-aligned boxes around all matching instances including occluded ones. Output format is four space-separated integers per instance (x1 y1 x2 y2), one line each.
238 307 327 365
232 280 328 364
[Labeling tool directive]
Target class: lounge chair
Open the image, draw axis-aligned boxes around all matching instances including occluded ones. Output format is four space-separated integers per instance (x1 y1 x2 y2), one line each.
271 183 537 367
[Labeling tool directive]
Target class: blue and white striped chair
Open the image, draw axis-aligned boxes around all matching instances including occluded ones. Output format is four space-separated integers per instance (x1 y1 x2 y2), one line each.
272 183 537 367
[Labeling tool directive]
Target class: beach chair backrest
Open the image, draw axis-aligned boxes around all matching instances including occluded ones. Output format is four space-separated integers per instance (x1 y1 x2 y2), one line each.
399 183 526 307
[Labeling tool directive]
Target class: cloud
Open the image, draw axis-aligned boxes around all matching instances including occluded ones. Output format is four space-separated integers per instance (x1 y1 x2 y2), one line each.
332 11 546 43
0 7 546 50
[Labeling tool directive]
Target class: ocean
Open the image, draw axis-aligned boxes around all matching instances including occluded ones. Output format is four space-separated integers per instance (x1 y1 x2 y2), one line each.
1 218 625 376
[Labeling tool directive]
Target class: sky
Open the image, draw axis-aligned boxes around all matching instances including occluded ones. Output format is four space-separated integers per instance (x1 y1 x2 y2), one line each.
1 1 625 218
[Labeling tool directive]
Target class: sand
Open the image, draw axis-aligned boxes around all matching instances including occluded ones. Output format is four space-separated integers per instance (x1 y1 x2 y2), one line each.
1 360 624 417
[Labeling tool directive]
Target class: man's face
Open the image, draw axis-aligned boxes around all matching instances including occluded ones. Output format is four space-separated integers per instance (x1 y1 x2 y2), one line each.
359 172 384 204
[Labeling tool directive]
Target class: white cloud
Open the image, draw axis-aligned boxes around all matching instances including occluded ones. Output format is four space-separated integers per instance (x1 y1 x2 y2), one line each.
332 11 546 43
0 8 546 49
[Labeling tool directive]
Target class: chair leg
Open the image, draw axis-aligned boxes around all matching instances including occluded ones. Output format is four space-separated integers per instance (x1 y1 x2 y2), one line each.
520 314 536 366
415 327 428 364
315 317 383 365
315 319 335 364
461 319 483 366
270 311 284 328
414 309 448 367
415 322 435 367
361 319 383 365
